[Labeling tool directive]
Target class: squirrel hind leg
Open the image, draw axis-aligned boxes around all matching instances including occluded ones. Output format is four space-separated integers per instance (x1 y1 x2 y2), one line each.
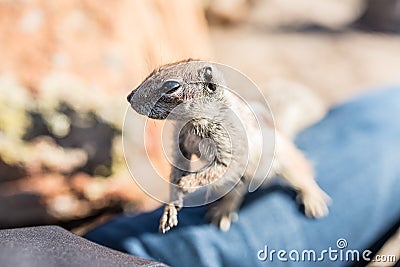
274 132 331 218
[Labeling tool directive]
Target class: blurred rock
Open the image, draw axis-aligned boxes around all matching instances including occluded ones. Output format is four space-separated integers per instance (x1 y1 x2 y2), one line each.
0 171 150 230
354 0 400 33
0 158 26 182
207 0 364 30
0 0 210 92
0 193 49 229
29 137 88 174
0 0 211 231
48 193 91 219
206 0 250 24
0 174 70 198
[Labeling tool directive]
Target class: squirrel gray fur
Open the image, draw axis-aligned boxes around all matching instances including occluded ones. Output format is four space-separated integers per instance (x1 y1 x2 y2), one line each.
127 59 331 233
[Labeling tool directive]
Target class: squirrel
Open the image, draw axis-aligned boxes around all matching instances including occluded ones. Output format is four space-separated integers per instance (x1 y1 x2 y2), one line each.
127 59 331 233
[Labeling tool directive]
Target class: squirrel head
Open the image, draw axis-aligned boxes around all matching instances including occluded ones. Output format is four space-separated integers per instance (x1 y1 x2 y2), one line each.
127 59 226 120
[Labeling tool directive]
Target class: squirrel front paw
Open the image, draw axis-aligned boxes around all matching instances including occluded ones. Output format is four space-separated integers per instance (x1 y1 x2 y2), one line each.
159 203 179 233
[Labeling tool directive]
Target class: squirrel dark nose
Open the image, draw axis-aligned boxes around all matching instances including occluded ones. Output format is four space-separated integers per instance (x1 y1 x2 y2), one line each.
127 90 135 103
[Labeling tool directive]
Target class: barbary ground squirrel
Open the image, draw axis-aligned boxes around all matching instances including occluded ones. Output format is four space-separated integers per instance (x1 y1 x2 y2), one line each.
127 59 331 233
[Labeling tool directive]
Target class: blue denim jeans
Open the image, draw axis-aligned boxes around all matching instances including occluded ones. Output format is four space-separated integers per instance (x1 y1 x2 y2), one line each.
85 87 400 267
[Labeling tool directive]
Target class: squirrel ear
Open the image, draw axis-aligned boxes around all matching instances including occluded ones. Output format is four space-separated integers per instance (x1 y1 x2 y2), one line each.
202 66 217 91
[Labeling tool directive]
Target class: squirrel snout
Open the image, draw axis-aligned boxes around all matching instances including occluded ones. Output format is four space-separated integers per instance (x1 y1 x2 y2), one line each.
127 89 148 116
127 90 136 103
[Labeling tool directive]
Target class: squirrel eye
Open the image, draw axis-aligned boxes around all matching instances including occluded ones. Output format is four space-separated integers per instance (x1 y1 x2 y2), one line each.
163 80 181 94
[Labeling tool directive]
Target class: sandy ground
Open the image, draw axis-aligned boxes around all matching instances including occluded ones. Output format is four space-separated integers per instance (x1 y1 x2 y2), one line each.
210 26 400 106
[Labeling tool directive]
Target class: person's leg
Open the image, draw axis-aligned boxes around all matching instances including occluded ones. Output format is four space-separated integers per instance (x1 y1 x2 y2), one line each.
85 87 400 267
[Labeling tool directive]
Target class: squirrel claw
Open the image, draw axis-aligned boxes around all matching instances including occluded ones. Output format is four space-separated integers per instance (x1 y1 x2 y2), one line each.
159 203 178 233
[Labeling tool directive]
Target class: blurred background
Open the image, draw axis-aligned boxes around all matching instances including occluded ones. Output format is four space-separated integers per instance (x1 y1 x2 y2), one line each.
0 0 399 235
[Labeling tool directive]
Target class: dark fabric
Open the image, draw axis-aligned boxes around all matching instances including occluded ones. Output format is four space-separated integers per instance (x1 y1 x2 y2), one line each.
0 226 168 267
85 87 400 267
